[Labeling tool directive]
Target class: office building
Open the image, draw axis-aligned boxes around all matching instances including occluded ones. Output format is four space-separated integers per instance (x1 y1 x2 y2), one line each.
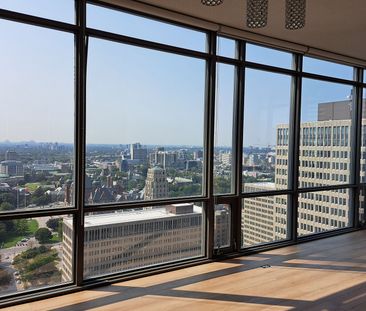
149 150 177 169
62 203 204 280
0 160 24 177
130 143 148 163
4 150 18 161
242 100 354 245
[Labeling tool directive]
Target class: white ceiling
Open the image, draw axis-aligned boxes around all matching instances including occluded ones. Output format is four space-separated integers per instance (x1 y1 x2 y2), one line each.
131 0 366 62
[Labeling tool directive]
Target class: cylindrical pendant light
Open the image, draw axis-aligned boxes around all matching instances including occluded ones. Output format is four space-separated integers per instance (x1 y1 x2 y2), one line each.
246 0 269 28
285 0 306 30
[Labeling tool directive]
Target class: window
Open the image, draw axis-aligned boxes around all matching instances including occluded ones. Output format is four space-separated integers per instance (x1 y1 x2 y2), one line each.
87 4 206 52
0 215 73 295
246 43 293 69
214 204 231 249
242 195 288 247
0 0 74 23
217 36 236 59
360 89 366 183
298 189 350 237
0 20 75 213
243 69 292 192
299 79 353 188
303 56 354 80
86 38 206 204
214 64 235 195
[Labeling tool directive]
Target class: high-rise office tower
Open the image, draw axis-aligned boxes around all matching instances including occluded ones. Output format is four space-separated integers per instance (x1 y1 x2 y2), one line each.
242 99 357 246
130 143 147 163
5 150 18 161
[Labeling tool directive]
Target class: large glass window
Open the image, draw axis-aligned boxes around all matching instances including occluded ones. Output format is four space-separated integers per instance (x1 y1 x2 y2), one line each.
83 202 204 279
0 215 73 297
86 38 205 205
214 64 235 195
297 189 350 237
0 20 75 212
243 69 292 193
299 79 353 188
87 4 206 52
360 89 366 183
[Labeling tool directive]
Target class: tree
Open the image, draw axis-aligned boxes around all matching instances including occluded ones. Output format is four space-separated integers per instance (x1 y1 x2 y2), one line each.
14 219 29 235
35 228 52 244
0 220 15 242
0 193 16 206
32 194 51 207
32 187 45 198
0 202 14 211
0 222 7 243
46 218 61 231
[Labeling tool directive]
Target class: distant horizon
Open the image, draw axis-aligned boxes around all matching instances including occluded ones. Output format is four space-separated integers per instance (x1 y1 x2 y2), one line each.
0 140 274 149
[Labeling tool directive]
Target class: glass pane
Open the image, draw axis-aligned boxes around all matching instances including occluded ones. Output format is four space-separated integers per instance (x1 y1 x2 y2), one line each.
214 64 235 195
214 204 231 249
83 203 204 279
246 43 293 69
360 90 366 183
359 188 365 225
87 4 206 52
303 56 354 80
298 189 350 237
217 36 236 59
243 69 292 193
242 195 288 247
86 38 205 205
0 215 73 297
0 0 74 23
299 79 353 188
0 20 75 212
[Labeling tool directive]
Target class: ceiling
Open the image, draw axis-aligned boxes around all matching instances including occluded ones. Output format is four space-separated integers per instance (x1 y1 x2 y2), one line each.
130 0 366 62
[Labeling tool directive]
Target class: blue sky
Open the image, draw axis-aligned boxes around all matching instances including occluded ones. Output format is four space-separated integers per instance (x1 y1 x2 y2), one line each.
0 1 356 147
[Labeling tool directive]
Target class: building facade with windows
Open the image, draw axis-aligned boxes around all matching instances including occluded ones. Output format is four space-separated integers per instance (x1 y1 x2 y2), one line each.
62 203 204 280
242 100 354 245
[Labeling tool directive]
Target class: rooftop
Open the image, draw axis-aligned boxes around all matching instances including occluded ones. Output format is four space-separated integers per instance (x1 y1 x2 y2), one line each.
64 204 202 228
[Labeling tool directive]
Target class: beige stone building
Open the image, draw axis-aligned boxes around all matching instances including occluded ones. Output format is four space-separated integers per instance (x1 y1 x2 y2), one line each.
242 100 354 245
61 203 204 280
144 167 168 200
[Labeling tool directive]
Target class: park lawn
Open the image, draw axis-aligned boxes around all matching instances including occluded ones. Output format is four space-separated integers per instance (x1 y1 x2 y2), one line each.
27 219 39 233
3 234 23 248
24 183 42 192
3 219 39 248
48 234 61 243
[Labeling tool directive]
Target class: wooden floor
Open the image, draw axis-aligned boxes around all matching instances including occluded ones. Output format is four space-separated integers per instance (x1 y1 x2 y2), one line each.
4 230 366 311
